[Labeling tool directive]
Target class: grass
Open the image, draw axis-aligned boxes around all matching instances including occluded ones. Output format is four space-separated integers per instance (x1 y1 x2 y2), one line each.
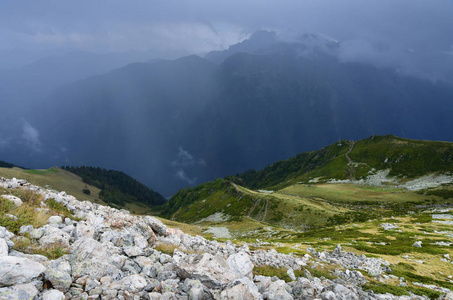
0 167 103 204
12 236 68 259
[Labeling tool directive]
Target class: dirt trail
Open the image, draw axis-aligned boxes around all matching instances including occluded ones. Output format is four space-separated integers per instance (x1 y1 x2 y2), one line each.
345 141 356 180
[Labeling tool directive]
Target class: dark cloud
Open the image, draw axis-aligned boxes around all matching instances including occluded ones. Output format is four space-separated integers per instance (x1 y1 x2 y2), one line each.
0 0 452 79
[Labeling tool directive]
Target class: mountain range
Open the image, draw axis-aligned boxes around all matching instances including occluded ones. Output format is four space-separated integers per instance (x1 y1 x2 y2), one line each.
2 31 453 195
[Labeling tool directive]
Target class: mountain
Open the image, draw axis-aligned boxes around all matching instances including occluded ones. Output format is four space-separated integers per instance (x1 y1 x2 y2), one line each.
162 135 453 228
4 32 453 196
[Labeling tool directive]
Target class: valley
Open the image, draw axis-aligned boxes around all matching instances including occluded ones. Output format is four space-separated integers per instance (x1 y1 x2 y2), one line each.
2 135 452 298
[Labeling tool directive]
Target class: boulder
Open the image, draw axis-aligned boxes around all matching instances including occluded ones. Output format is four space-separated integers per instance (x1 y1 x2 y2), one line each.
69 237 122 280
44 258 72 292
47 215 63 225
144 216 168 236
176 253 240 289
226 251 254 279
39 226 71 248
264 280 293 300
0 256 46 287
1 195 23 207
221 277 262 299
0 282 39 300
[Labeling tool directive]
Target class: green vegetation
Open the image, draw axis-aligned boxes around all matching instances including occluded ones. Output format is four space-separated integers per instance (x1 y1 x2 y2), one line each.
0 160 17 168
62 166 166 207
12 237 68 260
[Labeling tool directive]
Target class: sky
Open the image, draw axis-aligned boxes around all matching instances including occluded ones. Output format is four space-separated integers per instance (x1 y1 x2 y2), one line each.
0 0 452 80
1 1 452 54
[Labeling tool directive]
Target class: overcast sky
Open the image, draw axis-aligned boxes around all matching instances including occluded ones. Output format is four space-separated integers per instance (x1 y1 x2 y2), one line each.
0 0 452 79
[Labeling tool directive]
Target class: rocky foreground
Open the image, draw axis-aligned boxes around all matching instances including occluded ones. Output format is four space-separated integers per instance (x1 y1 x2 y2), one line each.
0 177 451 300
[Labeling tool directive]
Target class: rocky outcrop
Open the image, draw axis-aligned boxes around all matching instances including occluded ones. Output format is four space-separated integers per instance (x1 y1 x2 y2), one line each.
0 177 446 299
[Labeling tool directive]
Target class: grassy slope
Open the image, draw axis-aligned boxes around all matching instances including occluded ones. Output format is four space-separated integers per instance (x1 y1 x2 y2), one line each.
163 135 453 228
0 167 103 204
235 135 453 190
0 167 158 214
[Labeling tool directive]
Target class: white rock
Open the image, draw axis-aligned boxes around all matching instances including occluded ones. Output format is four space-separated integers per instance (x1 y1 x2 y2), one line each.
221 277 262 299
69 237 121 280
412 241 422 248
0 227 14 240
265 280 293 300
47 215 63 225
0 282 39 299
0 238 8 256
42 289 65 300
39 226 70 248
1 195 23 207
0 256 46 286
227 251 254 278
287 268 297 281
120 274 147 292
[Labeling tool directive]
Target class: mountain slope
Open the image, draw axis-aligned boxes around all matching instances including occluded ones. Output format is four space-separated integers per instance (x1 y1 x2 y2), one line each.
162 135 453 228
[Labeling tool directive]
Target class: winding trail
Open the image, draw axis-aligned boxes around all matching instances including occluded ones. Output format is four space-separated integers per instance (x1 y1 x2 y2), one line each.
345 141 356 180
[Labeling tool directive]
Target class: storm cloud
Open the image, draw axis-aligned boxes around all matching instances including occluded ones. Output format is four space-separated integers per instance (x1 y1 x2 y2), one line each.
1 0 452 76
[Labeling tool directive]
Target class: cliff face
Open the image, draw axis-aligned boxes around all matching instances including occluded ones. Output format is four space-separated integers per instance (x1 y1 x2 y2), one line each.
0 177 447 299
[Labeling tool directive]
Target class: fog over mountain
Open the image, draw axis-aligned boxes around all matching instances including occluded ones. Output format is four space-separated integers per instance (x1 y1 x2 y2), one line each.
1 0 452 196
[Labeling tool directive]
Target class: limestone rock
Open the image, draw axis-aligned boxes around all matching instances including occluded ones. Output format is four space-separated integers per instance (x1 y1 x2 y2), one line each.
226 251 254 279
264 280 293 300
0 282 39 300
176 253 240 289
0 256 46 287
1 195 23 207
221 277 262 299
0 238 8 256
39 225 71 248
42 289 65 300
47 215 63 225
44 258 72 292
412 241 422 248
69 237 122 280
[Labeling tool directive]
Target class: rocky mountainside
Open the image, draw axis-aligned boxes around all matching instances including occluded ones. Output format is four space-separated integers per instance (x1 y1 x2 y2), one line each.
1 177 451 299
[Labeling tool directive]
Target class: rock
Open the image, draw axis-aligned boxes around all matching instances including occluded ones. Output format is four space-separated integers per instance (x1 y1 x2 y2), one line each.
30 227 45 240
144 216 168 236
121 274 147 292
264 280 293 300
287 268 296 281
69 237 122 280
148 292 162 299
44 258 72 292
439 292 453 300
176 253 241 289
0 282 39 300
0 256 46 287
412 241 422 248
221 277 262 299
0 227 14 240
19 225 34 234
1 195 23 207
227 251 254 279
381 223 399 231
9 250 50 266
39 226 71 248
0 238 8 256
332 244 342 256
42 289 65 300
47 215 63 225
124 246 144 257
